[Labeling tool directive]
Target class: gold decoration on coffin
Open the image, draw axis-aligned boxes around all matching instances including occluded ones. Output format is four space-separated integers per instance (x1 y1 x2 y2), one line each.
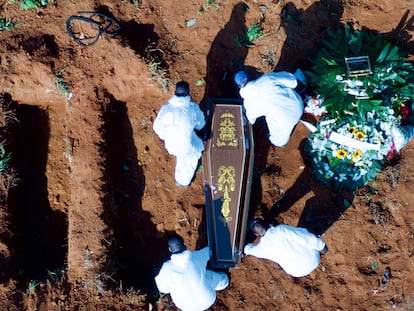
216 112 238 147
217 165 236 224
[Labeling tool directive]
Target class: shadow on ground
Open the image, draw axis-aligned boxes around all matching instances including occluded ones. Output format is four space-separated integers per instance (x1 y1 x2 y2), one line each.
99 90 168 297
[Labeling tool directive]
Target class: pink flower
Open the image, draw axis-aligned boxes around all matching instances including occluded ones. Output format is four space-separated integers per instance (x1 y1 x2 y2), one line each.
400 102 411 120
387 141 397 160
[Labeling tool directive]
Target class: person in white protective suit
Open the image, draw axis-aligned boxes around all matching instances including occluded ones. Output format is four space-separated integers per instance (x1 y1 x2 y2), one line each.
155 234 229 311
234 70 304 147
389 124 414 156
244 218 328 277
153 81 206 187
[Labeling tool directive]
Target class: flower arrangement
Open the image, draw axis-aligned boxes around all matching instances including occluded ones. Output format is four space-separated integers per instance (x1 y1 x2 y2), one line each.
304 25 414 191
305 108 400 191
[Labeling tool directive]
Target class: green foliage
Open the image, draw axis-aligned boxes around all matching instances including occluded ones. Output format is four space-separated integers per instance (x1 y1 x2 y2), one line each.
195 78 205 86
55 69 70 97
261 47 277 69
0 18 16 31
131 0 141 11
246 24 265 42
305 24 414 123
234 23 265 47
10 0 55 10
198 0 221 15
47 268 65 282
148 58 169 93
0 144 11 172
27 280 40 293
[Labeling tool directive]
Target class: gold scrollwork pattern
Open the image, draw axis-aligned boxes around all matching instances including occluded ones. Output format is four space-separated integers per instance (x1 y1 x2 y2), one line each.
217 166 236 224
216 112 238 147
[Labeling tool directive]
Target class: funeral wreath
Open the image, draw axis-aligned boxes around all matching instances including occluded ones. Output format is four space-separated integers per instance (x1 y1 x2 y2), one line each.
304 25 414 191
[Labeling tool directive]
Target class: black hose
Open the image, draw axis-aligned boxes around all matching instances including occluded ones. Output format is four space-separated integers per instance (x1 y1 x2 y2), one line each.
66 11 121 46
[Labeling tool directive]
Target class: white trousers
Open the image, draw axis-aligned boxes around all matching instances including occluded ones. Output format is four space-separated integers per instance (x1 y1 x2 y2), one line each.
205 270 229 291
175 152 202 186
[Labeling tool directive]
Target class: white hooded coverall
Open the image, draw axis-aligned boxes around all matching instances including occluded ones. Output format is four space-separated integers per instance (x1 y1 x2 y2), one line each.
155 247 229 311
153 95 206 186
239 72 304 147
244 224 326 277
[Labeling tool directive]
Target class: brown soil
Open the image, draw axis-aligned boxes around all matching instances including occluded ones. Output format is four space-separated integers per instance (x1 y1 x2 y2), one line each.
0 0 413 310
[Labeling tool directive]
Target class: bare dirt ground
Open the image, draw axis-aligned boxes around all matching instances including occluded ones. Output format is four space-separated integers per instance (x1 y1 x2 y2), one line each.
0 0 413 310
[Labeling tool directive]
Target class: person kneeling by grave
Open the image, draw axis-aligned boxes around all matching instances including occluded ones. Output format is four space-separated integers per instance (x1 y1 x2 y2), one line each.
244 218 328 277
153 81 206 187
155 234 229 311
234 70 304 147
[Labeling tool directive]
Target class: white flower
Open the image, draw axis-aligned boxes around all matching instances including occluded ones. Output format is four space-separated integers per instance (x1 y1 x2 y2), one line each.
305 95 327 116
339 173 348 182
352 173 362 181
319 118 337 127
312 138 326 150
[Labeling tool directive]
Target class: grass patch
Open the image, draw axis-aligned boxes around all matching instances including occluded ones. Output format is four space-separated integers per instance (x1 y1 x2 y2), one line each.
148 57 169 93
261 47 277 69
0 94 18 193
0 18 17 31
198 0 221 15
0 144 12 172
9 0 55 10
27 280 40 293
131 0 141 11
63 137 73 163
54 69 71 98
235 23 265 47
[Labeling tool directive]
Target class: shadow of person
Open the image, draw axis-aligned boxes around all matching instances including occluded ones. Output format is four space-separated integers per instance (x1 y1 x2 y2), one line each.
100 90 168 296
383 10 414 54
297 192 353 236
248 116 271 219
200 1 250 113
265 138 354 235
276 0 344 72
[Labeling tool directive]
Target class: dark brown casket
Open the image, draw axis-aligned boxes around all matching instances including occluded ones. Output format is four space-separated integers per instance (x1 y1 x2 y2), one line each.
202 98 254 269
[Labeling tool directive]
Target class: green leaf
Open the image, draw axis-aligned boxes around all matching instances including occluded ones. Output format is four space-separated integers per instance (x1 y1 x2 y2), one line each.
395 75 406 84
195 78 205 86
376 42 391 63
385 45 400 62
322 58 338 66
368 100 382 107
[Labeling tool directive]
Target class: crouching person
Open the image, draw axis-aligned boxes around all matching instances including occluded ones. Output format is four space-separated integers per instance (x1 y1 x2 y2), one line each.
153 81 206 187
155 234 229 311
244 218 328 277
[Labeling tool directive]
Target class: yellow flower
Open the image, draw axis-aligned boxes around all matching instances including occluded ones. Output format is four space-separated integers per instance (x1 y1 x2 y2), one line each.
337 149 348 159
356 131 365 140
349 126 357 134
352 150 362 162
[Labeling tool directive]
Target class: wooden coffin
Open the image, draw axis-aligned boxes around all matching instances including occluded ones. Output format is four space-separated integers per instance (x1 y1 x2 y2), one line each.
202 98 254 269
